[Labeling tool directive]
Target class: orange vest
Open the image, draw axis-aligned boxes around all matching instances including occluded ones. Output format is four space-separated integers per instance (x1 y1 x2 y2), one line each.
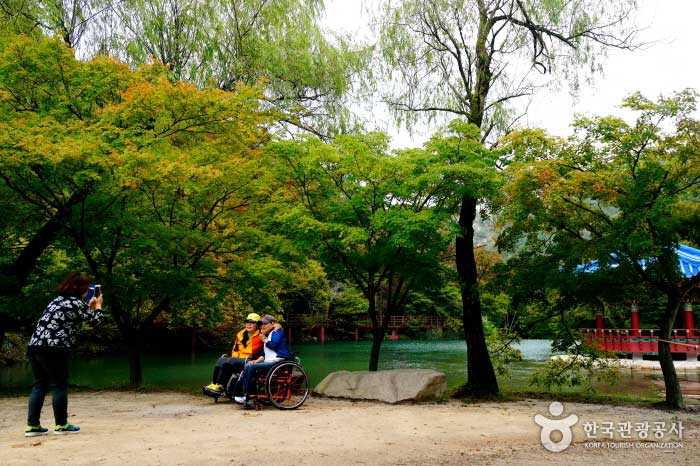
230 328 262 359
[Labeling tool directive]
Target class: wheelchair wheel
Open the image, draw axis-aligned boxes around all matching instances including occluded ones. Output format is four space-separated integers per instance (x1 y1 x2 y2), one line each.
265 361 309 410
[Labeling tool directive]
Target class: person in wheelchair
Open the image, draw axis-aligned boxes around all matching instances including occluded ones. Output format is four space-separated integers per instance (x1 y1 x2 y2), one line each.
234 314 291 408
203 313 263 397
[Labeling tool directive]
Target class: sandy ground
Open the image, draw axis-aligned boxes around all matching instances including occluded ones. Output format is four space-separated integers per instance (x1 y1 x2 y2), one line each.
1 392 698 466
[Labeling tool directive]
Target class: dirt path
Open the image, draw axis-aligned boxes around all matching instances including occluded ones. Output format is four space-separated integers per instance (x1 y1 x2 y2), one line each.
1 392 698 465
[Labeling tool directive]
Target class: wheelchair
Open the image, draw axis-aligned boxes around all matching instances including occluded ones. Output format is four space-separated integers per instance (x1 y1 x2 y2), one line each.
210 356 310 410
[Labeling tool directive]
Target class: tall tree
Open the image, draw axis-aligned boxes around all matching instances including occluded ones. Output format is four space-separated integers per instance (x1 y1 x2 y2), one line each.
89 0 370 137
268 121 495 370
0 0 371 136
0 0 112 48
105 0 208 79
377 0 639 396
0 33 279 384
0 33 132 347
65 67 274 386
497 91 700 409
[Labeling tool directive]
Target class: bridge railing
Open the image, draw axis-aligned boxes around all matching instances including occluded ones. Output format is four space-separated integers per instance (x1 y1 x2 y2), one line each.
355 315 445 329
284 315 335 327
579 327 700 353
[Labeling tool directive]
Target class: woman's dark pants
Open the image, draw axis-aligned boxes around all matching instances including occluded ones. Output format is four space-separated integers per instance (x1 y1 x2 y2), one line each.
212 357 246 392
27 349 70 426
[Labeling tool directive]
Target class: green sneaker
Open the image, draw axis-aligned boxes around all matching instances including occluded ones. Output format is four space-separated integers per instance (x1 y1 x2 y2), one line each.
54 424 80 434
24 425 48 437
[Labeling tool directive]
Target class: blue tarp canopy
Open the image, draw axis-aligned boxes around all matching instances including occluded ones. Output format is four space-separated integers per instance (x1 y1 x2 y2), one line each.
577 244 700 278
678 244 700 278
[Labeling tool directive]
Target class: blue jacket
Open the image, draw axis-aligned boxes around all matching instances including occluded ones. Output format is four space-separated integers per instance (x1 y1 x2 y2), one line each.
265 328 291 359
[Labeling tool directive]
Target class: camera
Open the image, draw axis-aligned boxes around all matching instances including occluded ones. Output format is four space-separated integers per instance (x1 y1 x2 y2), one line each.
85 284 102 301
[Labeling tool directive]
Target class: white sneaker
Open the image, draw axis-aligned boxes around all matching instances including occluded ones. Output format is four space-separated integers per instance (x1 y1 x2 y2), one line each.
233 396 245 404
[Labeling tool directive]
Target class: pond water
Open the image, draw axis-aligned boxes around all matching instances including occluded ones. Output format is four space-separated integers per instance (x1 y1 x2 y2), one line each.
1 339 695 399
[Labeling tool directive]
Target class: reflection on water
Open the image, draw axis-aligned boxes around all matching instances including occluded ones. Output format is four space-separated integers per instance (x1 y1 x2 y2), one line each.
1 339 697 399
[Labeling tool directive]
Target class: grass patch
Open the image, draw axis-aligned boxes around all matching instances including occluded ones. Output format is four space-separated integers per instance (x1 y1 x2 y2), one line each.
450 384 700 411
497 389 660 406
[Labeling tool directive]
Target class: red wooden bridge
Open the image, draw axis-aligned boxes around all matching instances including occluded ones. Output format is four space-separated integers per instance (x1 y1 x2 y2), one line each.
285 315 445 344
579 244 700 359
356 315 446 329
357 316 446 341
580 303 699 359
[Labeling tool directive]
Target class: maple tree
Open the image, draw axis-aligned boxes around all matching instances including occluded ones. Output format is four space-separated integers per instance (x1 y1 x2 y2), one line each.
0 34 286 384
267 121 497 370
497 91 700 408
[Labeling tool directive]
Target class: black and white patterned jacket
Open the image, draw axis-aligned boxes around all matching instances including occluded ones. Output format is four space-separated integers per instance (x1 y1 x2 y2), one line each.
28 295 104 349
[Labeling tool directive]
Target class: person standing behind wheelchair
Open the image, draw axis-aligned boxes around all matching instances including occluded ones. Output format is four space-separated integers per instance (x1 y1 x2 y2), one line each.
203 313 263 397
25 273 104 437
235 314 291 408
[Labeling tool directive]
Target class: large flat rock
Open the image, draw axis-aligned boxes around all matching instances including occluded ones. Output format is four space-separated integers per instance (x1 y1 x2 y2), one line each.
314 369 447 403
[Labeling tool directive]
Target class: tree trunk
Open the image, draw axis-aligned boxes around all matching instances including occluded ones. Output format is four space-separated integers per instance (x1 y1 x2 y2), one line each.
127 331 143 387
369 328 384 372
0 189 90 297
366 292 385 371
190 326 197 362
452 13 498 397
658 293 685 409
0 315 5 353
0 190 90 344
456 195 499 396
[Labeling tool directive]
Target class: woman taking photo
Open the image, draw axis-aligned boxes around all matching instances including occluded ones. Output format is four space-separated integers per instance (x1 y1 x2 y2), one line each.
24 273 104 437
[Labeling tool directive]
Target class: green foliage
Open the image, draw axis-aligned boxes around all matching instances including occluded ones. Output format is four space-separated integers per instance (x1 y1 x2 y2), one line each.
278 259 332 321
266 122 492 367
486 327 522 377
480 291 511 327
530 352 620 393
405 284 463 334
0 0 371 136
538 313 622 393
498 90 700 289
330 285 366 317
6 0 111 48
74 68 274 335
268 121 494 304
0 0 42 38
0 34 130 328
377 0 639 135
14 0 371 137
0 332 27 365
498 91 700 406
0 32 286 384
375 0 640 392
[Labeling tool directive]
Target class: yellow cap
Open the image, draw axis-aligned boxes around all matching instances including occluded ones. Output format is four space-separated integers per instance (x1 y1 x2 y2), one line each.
244 313 261 323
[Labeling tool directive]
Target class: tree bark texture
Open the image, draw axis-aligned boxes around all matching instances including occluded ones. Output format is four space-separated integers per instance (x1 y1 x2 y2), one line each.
369 328 383 372
0 315 5 353
110 301 143 387
367 295 383 371
658 293 685 409
127 332 143 388
456 195 499 396
0 189 90 349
